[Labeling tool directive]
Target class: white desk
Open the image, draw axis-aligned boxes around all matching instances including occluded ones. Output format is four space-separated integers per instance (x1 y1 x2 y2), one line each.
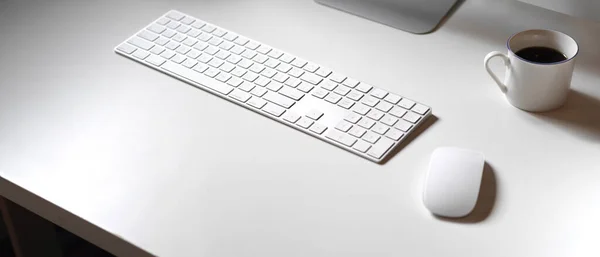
1 0 599 256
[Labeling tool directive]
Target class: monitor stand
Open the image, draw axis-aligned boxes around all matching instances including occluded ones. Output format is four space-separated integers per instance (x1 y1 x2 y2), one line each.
315 0 459 34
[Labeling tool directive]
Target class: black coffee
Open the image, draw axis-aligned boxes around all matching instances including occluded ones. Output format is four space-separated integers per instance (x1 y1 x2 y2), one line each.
515 47 567 63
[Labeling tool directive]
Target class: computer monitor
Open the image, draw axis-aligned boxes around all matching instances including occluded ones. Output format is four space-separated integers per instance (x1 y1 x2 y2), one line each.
315 0 459 34
315 0 600 34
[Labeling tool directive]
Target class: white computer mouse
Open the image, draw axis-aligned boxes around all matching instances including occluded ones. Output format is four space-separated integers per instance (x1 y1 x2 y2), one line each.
423 147 485 218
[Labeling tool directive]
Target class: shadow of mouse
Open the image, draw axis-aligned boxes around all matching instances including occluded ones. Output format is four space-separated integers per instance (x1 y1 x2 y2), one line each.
531 90 600 142
434 162 497 223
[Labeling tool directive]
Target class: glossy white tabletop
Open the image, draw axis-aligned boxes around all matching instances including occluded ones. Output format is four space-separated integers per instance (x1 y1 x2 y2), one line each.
1 0 599 256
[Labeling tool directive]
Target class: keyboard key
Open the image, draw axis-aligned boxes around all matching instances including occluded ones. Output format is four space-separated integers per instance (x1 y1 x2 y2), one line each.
265 58 281 68
279 87 304 101
242 71 259 82
344 113 362 124
324 94 342 104
241 50 257 59
138 30 159 41
264 91 295 108
261 68 277 78
362 131 380 144
182 59 198 68
335 120 353 132
162 61 233 95
300 73 323 85
329 73 346 83
249 63 265 73
223 32 238 41
234 37 249 46
166 21 180 30
266 82 283 92
398 98 416 109
394 119 413 132
284 78 302 88
197 33 212 42
165 41 180 50
321 80 338 91
237 59 253 69
208 37 223 46
346 90 364 101
342 78 359 88
193 63 209 73
351 103 370 115
303 63 319 72
204 67 220 78
213 28 227 37
355 83 373 93
311 88 328 99
254 76 270 87
366 109 384 121
357 118 375 129
280 53 295 63
333 85 351 96
361 95 380 107
171 54 187 64
276 63 292 73
402 112 421 123
389 106 407 118
117 43 136 54
182 37 198 46
238 81 255 92
291 58 307 68
172 33 187 42
267 49 283 59
256 45 272 54
219 62 236 73
186 49 201 59
181 16 196 25
353 140 372 153
367 137 394 159
370 88 389 99
226 55 242 64
160 50 176 59
229 89 251 102
371 123 390 135
273 73 289 83
201 24 216 33
157 17 171 25
188 29 202 38
128 36 154 50
296 117 314 129
337 98 355 109
262 103 285 117
208 58 224 68
288 68 305 78
380 114 398 127
191 20 206 29
282 112 301 123
166 11 185 21
175 45 191 55
306 110 324 120
309 123 328 135
296 83 314 93
412 104 430 115
245 41 260 50
348 126 367 138
162 29 177 38
145 54 165 66
253 54 269 64
375 101 393 112
214 72 231 82
155 37 169 46
326 130 357 147
226 76 244 87
385 128 404 141
250 86 267 97
315 67 332 78
384 93 402 104
176 25 191 34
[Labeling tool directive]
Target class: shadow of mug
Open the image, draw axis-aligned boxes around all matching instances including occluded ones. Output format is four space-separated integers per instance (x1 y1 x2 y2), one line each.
434 162 497 223
531 90 600 142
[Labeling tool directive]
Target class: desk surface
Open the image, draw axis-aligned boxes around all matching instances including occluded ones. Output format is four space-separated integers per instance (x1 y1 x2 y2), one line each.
1 0 600 256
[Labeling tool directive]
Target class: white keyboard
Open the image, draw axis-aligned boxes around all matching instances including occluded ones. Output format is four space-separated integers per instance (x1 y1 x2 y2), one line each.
115 10 432 163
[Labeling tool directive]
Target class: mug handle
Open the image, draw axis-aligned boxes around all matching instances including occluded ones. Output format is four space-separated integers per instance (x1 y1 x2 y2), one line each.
484 51 510 93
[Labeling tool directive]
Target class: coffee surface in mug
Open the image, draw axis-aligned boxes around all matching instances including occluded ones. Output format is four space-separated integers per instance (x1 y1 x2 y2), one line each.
515 46 567 64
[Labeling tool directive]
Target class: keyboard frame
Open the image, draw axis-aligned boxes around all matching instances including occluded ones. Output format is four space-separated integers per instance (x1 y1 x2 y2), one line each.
114 10 432 163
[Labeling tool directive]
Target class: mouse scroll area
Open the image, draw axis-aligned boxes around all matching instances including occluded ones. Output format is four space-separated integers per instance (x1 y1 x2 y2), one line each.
423 147 485 218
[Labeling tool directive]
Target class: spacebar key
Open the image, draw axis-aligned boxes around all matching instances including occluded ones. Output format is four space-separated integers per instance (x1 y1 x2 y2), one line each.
162 61 234 95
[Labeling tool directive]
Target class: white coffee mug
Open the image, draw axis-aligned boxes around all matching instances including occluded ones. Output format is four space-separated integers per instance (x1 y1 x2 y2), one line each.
484 29 578 112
